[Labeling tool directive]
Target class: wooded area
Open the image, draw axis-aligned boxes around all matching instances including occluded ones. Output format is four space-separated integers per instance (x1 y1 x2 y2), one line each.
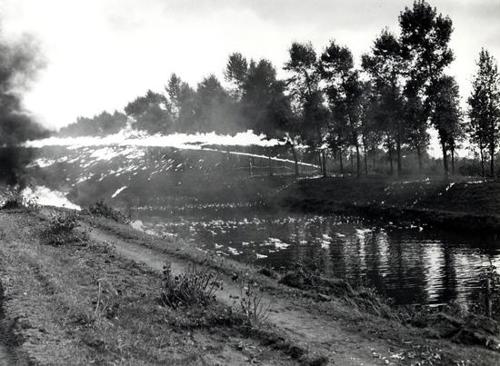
58 1 500 179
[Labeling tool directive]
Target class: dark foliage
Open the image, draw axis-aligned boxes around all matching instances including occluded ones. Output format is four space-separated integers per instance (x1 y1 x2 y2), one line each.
40 213 87 246
59 111 127 137
86 200 129 223
1 197 23 210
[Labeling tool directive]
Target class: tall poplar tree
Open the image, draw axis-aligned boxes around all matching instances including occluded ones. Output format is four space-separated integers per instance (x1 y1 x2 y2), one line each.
468 49 500 177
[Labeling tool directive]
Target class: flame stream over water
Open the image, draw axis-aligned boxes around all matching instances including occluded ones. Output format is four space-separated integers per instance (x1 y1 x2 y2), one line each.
25 129 279 149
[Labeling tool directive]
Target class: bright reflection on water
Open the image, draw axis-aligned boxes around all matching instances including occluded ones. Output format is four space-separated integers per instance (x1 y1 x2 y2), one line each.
135 205 500 306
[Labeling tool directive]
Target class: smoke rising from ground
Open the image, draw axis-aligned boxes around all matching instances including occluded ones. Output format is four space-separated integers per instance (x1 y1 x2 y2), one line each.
0 24 48 185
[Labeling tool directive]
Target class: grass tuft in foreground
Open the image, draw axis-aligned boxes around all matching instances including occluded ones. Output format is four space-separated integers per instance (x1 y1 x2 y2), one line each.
160 262 222 309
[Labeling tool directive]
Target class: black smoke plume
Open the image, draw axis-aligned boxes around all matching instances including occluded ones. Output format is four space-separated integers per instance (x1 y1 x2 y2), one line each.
0 26 48 186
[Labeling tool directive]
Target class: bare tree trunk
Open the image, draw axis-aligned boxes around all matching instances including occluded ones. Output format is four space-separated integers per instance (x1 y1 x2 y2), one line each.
290 143 299 177
318 151 323 176
372 150 377 174
268 155 273 177
442 142 449 178
451 148 455 176
396 140 402 178
388 146 394 176
322 150 327 177
490 144 495 177
355 144 361 178
486 277 493 318
350 151 354 174
416 145 423 175
363 144 368 177
339 149 344 176
480 148 485 177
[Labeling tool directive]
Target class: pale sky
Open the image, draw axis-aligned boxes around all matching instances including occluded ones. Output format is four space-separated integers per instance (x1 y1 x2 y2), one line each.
1 0 499 130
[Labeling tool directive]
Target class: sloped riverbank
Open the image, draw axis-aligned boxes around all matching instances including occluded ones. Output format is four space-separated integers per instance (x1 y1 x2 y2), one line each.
0 206 499 365
278 177 500 233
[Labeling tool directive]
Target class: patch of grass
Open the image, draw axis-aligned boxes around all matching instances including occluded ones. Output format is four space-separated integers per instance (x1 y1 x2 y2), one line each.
160 262 222 309
40 212 88 246
162 302 243 330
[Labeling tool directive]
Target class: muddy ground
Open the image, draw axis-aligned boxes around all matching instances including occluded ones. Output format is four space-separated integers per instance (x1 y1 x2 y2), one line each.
0 207 499 365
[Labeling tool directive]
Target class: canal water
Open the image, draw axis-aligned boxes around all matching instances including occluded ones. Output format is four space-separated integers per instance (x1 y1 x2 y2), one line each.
133 204 500 306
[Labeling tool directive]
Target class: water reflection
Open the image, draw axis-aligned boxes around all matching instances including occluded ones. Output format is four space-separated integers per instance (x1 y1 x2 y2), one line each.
135 207 500 306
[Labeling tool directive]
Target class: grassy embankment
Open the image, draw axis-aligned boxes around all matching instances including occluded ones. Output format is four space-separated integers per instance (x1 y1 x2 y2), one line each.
278 176 500 233
0 202 500 365
0 206 313 365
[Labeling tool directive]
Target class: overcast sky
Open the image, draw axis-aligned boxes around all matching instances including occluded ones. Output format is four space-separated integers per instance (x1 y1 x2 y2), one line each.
1 0 499 129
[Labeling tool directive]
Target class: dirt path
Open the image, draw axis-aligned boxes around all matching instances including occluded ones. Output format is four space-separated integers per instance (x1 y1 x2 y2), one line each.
88 225 404 365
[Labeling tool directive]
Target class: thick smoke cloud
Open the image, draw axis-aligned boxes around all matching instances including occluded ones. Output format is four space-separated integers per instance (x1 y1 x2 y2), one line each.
0 25 47 185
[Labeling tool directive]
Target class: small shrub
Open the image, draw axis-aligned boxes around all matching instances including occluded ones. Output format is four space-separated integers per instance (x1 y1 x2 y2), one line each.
258 267 279 279
87 200 129 223
40 212 87 246
238 280 271 327
160 262 222 309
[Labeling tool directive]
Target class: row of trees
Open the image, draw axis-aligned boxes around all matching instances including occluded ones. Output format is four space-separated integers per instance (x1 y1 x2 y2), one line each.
60 1 500 178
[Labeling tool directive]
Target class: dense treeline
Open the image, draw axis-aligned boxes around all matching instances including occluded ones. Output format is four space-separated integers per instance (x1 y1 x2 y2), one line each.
59 1 500 178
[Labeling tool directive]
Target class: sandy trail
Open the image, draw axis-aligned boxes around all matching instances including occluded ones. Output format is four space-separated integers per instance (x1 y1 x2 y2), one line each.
88 225 400 365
